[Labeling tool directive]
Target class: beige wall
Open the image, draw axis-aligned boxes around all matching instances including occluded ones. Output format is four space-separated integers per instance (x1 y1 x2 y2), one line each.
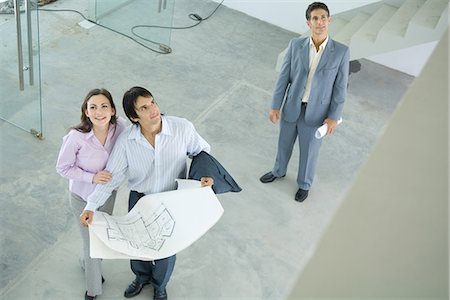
288 30 449 299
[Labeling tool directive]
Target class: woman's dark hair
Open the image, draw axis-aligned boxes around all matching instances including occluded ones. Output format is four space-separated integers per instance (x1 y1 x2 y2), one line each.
305 2 329 20
71 88 117 133
122 86 153 124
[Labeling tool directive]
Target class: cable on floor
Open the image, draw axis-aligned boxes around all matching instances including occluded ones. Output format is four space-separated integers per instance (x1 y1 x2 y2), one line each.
39 0 224 54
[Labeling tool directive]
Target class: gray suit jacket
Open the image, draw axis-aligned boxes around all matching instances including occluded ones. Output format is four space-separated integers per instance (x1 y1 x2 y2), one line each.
272 36 350 126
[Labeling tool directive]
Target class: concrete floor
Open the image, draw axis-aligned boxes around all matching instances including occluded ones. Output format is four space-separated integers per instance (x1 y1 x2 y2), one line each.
0 0 413 299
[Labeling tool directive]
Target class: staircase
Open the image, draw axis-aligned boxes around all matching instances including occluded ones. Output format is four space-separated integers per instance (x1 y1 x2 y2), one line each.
276 0 449 70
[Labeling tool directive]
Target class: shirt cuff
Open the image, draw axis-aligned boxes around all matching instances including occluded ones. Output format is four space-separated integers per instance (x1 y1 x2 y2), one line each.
84 201 99 212
83 172 95 184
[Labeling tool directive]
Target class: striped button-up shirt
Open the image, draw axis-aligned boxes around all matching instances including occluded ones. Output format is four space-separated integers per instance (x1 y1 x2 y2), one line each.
85 115 210 211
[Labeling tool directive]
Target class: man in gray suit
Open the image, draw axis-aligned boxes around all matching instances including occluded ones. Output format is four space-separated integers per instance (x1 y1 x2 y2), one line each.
260 2 349 202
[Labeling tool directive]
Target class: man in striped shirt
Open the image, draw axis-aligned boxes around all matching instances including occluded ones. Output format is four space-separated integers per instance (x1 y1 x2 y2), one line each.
80 86 214 300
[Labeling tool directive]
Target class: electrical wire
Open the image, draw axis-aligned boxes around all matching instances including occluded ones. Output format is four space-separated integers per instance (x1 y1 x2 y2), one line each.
39 0 224 54
39 8 169 53
130 0 224 46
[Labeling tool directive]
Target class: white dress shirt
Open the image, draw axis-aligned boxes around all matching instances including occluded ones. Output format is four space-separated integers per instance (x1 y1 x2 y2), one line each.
301 36 329 103
85 115 210 211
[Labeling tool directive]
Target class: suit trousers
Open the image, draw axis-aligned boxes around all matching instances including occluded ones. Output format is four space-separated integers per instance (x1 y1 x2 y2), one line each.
273 104 323 190
128 190 176 292
70 191 116 296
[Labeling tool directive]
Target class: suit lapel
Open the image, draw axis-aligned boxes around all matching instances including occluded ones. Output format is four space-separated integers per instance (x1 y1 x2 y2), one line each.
300 37 310 73
315 38 334 73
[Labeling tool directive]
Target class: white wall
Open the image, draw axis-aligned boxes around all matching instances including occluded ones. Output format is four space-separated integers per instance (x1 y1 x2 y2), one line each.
367 41 438 77
215 0 437 76
214 0 378 34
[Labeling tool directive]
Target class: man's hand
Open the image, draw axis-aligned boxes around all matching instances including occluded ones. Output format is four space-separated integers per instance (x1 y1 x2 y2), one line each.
269 109 281 124
93 170 112 184
80 210 94 227
323 118 338 135
200 177 214 187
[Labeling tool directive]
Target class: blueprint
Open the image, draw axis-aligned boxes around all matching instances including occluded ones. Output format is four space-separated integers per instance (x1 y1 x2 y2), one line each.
89 180 224 260
105 204 174 251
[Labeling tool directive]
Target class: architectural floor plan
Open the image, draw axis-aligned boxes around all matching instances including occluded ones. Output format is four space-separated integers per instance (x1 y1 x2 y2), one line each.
89 182 224 260
104 204 175 252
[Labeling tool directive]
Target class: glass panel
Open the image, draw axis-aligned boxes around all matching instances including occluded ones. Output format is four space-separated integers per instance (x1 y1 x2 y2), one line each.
93 0 175 52
0 1 42 138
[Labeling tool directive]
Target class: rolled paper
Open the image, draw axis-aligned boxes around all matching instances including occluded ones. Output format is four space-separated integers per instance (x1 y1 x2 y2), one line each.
315 118 343 139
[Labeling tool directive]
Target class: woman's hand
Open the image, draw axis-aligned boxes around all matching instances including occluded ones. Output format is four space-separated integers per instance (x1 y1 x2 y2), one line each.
93 170 112 184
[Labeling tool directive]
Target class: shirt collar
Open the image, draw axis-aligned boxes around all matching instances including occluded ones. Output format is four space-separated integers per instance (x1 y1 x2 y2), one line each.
128 116 172 140
309 36 329 51
129 124 141 140
85 123 115 140
85 130 95 139
159 116 172 136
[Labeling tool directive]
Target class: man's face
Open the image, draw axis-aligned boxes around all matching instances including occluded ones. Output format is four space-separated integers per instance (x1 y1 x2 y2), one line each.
307 8 330 37
133 95 161 126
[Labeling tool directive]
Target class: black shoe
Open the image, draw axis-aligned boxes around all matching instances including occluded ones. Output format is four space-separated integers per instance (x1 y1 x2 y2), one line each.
154 288 167 300
295 188 309 202
85 291 97 300
259 172 285 183
124 279 150 298
84 276 104 300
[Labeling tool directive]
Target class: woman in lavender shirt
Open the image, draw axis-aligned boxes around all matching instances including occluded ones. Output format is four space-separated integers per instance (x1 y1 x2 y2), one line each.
56 88 126 300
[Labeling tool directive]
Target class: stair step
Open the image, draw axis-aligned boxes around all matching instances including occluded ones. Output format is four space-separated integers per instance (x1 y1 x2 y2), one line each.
410 0 449 29
353 4 397 42
287 0 448 62
329 17 348 39
435 3 449 33
334 12 371 45
381 0 426 37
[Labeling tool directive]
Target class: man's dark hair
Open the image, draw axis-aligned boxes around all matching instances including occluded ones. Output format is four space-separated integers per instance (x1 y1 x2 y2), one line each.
122 86 153 124
305 2 330 20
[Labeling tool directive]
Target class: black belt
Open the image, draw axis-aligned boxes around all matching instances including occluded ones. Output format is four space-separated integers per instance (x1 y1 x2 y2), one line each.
301 102 307 106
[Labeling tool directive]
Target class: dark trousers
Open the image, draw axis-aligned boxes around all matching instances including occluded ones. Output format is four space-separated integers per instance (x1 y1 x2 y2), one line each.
128 190 176 292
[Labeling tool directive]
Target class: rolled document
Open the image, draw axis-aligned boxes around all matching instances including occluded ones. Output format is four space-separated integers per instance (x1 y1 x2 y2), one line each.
315 118 343 139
